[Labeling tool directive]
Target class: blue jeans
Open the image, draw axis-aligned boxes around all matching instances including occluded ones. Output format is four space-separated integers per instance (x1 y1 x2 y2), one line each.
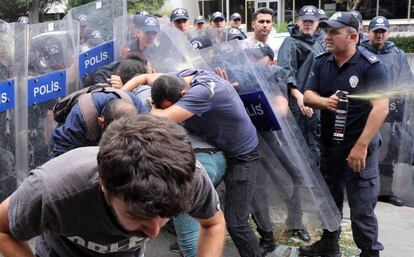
173 151 226 257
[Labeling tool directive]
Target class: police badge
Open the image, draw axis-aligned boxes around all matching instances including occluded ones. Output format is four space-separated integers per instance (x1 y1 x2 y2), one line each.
349 75 359 88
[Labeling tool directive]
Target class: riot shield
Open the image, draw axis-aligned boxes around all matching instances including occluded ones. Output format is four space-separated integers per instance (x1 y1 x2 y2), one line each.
113 13 159 61
378 52 414 206
187 28 226 46
198 40 341 232
0 22 28 201
142 20 209 73
368 53 414 202
64 0 126 82
395 94 414 206
25 20 78 171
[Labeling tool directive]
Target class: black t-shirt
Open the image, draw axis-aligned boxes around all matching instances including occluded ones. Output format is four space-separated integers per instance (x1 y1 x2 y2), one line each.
305 49 389 144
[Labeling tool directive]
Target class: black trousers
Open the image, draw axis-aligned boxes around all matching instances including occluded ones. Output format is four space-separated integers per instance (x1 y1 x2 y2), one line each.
224 150 264 257
320 135 384 254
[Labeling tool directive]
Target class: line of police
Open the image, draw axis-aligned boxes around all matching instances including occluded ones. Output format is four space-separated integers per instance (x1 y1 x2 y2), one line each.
0 2 413 257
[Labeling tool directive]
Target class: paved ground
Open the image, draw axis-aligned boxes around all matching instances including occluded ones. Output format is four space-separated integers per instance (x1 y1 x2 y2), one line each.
145 202 414 257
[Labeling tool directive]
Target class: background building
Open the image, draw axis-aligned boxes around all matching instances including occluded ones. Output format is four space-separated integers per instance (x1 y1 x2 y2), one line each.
167 0 414 31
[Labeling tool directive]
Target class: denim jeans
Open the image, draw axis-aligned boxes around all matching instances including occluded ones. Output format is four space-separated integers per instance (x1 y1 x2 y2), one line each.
224 150 264 257
173 150 226 257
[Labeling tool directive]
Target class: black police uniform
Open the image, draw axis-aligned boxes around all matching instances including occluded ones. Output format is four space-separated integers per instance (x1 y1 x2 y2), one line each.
304 48 388 256
277 24 325 163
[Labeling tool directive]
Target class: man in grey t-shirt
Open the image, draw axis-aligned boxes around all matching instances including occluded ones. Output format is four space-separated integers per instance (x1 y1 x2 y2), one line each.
0 114 225 257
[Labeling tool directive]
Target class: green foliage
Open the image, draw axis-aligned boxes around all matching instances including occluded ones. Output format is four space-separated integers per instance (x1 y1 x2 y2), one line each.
389 36 414 53
0 0 63 22
0 0 28 22
68 0 95 9
127 0 165 14
274 22 289 33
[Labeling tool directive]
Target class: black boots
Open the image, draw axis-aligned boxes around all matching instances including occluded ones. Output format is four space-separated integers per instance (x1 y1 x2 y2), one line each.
299 230 340 257
257 228 277 256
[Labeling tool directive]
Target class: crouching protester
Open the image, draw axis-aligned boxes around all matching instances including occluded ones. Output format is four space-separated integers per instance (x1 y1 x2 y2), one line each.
123 69 267 257
0 114 226 257
49 89 147 158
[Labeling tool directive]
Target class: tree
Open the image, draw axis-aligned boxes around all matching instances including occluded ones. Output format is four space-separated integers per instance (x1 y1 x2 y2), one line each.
127 0 165 14
336 0 363 10
0 0 64 23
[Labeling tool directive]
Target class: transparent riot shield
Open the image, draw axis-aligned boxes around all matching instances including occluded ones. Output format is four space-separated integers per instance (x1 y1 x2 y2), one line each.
395 94 414 206
142 20 209 73
198 40 341 232
0 22 28 201
25 20 78 171
369 53 414 202
0 22 16 201
113 13 157 61
187 28 226 46
64 0 126 83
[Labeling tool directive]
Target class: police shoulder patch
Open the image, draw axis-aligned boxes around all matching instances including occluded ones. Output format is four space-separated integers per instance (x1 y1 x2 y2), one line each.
360 49 379 64
315 51 330 59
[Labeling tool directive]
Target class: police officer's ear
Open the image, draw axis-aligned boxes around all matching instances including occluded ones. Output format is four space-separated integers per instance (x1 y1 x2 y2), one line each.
98 116 105 128
350 32 358 43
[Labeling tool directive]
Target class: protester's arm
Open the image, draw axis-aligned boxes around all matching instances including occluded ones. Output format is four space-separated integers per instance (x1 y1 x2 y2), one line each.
122 73 162 91
107 75 123 89
0 198 35 257
151 104 194 123
347 98 389 172
196 209 225 257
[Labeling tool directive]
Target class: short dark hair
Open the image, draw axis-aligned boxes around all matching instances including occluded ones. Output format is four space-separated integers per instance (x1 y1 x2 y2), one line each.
252 8 274 21
98 114 196 218
117 53 147 84
151 75 185 109
100 99 138 131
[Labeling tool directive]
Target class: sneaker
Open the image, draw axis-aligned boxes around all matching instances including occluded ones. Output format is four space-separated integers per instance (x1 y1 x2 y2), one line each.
298 237 340 257
169 241 180 253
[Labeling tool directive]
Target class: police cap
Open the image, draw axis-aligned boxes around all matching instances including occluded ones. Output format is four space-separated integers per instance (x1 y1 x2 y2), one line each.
319 12 359 31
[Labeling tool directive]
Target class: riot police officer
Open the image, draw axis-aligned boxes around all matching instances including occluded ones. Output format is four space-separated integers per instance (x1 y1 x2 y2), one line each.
302 12 389 257
170 8 190 32
277 5 324 241
360 16 413 206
